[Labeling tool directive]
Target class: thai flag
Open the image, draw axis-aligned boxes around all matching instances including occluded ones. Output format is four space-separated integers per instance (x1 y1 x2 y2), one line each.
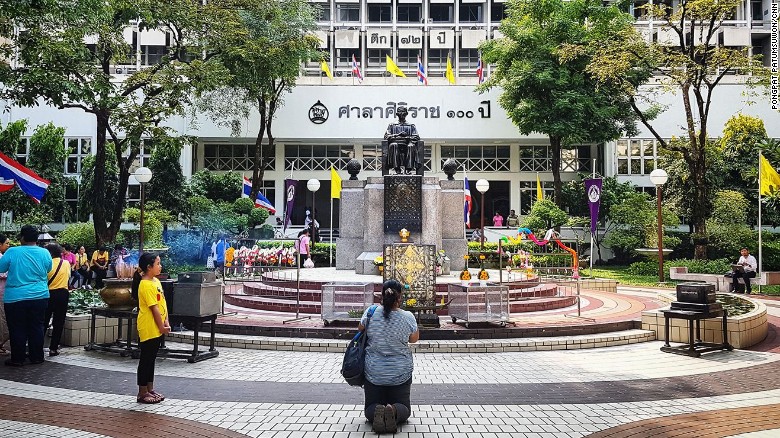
351 54 363 82
417 55 427 85
476 58 484 84
0 178 14 193
0 152 50 203
242 176 276 214
464 177 472 228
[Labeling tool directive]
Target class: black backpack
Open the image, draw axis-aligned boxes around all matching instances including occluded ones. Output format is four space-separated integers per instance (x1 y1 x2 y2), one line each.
341 305 378 386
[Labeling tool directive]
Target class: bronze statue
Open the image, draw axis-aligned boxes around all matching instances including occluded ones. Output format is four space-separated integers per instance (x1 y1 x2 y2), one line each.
384 107 421 175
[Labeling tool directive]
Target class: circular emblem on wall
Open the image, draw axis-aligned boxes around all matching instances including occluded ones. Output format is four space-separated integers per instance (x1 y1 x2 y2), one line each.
308 100 329 124
587 185 601 203
287 184 296 202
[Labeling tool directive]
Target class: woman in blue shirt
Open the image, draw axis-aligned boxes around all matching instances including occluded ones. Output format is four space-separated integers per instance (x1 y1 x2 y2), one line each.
0 225 52 366
359 279 420 433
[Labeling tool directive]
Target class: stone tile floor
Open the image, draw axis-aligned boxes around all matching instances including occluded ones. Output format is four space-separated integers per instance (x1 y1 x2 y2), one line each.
1 289 779 437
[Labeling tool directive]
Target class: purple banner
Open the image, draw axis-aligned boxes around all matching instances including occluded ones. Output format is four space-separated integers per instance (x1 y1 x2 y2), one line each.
283 179 298 232
584 178 602 234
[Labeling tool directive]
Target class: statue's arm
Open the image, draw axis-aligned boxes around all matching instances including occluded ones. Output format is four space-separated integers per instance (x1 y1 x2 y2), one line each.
409 124 420 141
384 124 395 140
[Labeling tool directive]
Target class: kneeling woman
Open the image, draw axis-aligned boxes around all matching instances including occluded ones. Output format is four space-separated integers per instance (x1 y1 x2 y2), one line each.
133 252 171 404
359 279 420 433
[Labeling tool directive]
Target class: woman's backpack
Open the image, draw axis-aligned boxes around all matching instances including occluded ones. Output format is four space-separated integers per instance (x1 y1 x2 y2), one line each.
341 305 378 386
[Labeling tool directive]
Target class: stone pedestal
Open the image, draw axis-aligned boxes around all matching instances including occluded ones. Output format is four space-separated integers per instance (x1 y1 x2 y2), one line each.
338 176 468 272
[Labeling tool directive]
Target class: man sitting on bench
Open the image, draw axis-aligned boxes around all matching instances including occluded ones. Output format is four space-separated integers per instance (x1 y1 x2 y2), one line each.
731 247 757 294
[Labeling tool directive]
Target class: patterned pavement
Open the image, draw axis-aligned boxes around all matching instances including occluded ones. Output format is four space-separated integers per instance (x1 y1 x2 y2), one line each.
1 288 779 437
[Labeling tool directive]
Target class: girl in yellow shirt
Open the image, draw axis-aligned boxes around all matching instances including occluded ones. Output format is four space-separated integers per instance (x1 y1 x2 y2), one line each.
131 252 170 404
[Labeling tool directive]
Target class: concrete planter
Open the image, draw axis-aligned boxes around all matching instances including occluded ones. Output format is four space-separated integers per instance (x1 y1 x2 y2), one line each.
61 314 122 347
641 293 768 349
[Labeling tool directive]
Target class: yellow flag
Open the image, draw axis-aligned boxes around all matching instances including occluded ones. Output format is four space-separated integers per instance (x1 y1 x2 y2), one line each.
330 166 342 199
536 173 544 201
445 55 456 84
760 154 780 195
386 55 406 77
321 60 334 80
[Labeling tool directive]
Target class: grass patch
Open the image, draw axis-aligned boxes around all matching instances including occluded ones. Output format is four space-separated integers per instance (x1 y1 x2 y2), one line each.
588 266 678 288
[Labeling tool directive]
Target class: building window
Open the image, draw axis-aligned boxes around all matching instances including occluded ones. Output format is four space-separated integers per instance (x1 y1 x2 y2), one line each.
459 49 479 73
284 145 355 171
65 137 92 175
363 144 382 171
440 145 510 172
203 143 275 172
336 49 359 69
428 49 447 71
337 4 360 22
519 181 554 215
15 137 30 166
459 3 483 22
518 145 551 172
491 2 506 21
255 180 276 209
396 49 416 69
429 4 454 23
616 139 656 175
140 45 166 65
560 145 592 173
368 4 391 22
397 5 421 23
317 3 331 21
65 177 79 221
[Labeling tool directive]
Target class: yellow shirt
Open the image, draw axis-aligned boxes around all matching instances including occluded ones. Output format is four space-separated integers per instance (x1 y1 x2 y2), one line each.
76 253 89 269
137 277 168 342
47 258 71 290
91 250 109 268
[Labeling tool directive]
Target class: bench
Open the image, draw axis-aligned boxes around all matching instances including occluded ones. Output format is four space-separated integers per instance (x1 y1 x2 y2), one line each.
669 267 780 292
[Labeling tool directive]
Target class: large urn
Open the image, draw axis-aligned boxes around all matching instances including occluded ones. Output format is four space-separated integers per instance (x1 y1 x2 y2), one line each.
99 278 137 310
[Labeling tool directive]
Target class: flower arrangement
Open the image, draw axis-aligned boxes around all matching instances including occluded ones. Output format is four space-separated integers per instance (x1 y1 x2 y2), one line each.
225 247 235 267
373 255 384 266
478 269 490 280
459 269 471 281
404 298 417 308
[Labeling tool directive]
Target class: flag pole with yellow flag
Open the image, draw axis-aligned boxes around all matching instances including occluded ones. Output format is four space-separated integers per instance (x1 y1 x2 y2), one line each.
329 166 342 266
758 153 780 290
445 54 456 84
536 173 544 202
386 54 406 77
321 60 334 81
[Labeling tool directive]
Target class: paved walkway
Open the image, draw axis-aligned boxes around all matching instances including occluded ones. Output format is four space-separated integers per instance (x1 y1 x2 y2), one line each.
1 288 779 437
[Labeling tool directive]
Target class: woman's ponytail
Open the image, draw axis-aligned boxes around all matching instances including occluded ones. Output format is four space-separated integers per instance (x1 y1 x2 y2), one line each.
131 269 142 300
132 252 158 300
381 279 402 319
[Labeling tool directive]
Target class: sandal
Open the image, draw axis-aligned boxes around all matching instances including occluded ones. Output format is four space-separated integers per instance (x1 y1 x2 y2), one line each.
136 392 161 404
149 390 165 401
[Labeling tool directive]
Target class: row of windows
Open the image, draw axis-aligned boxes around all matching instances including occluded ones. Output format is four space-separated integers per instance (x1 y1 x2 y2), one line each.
616 138 658 176
308 49 481 77
204 143 592 173
320 3 505 23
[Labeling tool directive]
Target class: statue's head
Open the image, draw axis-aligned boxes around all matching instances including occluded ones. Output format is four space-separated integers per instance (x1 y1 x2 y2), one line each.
396 106 408 119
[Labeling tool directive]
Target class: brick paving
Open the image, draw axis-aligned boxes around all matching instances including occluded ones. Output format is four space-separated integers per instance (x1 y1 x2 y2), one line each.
0 394 247 437
584 403 780 438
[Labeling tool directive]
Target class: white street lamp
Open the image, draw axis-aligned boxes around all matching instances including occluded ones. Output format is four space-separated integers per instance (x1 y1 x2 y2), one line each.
649 168 668 282
307 179 320 242
133 167 153 253
476 179 489 248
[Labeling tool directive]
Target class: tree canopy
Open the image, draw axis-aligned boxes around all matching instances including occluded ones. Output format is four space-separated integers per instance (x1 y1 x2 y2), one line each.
479 0 644 204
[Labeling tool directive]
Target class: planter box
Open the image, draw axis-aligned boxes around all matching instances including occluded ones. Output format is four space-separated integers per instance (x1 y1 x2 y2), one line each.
61 314 122 347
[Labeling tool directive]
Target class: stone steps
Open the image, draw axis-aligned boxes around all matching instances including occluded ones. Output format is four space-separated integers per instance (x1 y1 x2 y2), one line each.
167 328 656 353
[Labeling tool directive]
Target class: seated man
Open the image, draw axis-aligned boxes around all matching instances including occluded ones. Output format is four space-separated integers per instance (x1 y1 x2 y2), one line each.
732 247 757 294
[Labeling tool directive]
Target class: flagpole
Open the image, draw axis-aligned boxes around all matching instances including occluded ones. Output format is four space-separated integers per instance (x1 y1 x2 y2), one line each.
329 197 333 267
591 158 596 277
759 151 763 294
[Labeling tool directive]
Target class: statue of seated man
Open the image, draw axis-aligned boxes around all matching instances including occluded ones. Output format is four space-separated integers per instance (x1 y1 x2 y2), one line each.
384 106 421 175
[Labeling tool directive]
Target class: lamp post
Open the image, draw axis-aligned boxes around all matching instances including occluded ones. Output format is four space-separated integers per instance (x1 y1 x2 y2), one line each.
307 179 320 242
649 168 668 282
133 167 153 254
476 179 489 249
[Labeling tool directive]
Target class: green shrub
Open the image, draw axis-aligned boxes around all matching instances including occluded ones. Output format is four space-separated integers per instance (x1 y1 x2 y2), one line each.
57 222 96 250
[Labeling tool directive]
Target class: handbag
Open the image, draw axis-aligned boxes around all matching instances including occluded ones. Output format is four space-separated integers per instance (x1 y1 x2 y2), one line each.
206 255 215 269
341 305 378 386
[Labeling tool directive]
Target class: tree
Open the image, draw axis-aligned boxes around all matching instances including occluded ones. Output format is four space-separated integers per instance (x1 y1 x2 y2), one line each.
0 120 35 219
79 144 120 223
0 0 242 245
520 199 568 233
604 190 680 260
27 123 69 221
587 0 770 258
190 170 242 203
147 135 188 216
201 0 321 200
479 0 643 204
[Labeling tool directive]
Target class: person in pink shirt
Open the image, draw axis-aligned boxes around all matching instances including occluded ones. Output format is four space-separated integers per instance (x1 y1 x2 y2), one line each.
61 244 77 289
295 229 311 265
492 212 503 227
